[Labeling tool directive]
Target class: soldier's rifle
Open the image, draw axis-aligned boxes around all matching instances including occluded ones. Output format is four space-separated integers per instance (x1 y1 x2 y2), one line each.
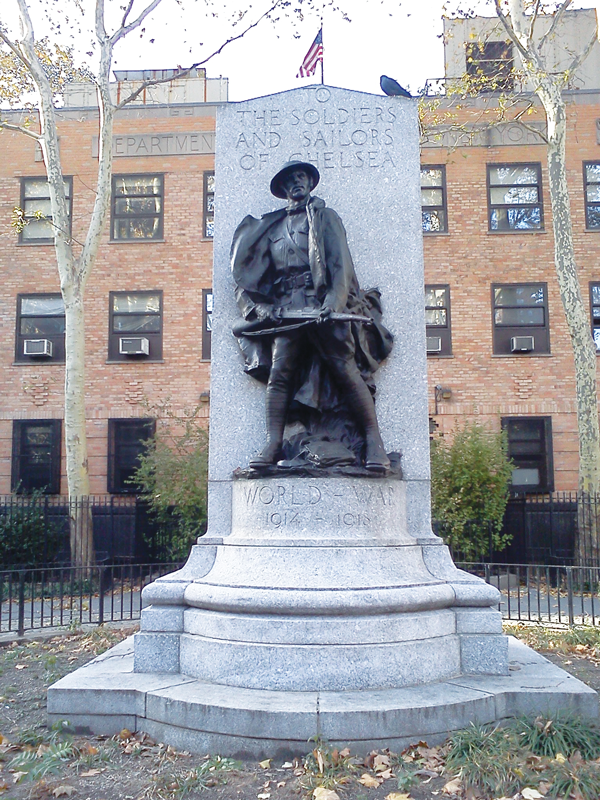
232 308 373 337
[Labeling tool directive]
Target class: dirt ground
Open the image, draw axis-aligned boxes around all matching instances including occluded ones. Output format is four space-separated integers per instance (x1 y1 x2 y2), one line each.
0 624 599 800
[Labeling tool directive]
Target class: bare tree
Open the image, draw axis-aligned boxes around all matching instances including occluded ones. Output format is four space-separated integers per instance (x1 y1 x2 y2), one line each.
487 0 599 563
490 1 600 498
0 0 303 565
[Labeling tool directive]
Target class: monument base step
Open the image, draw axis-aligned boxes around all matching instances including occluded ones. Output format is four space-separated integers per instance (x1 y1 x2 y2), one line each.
48 636 597 759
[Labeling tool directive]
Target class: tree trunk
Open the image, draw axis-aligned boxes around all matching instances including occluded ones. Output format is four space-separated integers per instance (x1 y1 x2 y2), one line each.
63 294 95 567
539 84 600 565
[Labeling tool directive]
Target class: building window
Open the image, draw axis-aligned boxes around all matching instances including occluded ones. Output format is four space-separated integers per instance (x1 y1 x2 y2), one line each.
425 285 451 355
12 420 62 494
502 417 553 493
111 174 164 240
202 289 213 360
421 167 447 233
466 40 514 92
203 171 215 238
492 283 549 355
108 291 162 361
487 164 543 231
19 177 72 244
589 282 600 350
15 294 65 363
584 162 600 229
107 419 155 494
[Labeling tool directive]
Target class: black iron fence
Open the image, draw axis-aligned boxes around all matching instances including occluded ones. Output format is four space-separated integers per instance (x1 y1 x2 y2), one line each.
0 495 175 568
2 560 598 635
435 492 600 567
456 562 600 627
0 562 181 635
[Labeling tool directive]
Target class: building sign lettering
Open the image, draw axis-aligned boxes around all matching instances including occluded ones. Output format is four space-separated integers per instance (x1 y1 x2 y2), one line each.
92 131 215 158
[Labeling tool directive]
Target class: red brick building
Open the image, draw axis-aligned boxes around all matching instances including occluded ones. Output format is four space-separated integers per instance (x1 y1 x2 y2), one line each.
0 70 224 496
2 10 600 505
422 10 600 495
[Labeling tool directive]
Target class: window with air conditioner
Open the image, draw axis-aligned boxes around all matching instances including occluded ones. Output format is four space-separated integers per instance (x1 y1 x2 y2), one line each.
425 285 452 356
492 283 549 355
15 294 65 363
202 289 213 360
108 291 162 361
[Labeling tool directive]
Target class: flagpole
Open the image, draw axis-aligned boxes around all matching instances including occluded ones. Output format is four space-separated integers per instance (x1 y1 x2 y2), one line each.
320 20 324 85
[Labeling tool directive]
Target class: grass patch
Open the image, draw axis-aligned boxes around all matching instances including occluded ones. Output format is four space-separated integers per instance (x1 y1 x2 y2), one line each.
514 714 600 760
505 622 600 655
548 754 600 800
151 755 241 797
301 737 360 793
445 723 531 797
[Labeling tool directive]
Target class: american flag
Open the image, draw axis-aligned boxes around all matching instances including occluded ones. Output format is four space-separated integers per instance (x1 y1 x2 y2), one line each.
296 29 323 78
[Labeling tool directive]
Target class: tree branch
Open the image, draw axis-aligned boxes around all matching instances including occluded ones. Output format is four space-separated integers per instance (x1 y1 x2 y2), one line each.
527 0 542 42
15 0 35 42
109 0 164 46
120 0 136 29
0 27 34 72
566 24 598 76
116 0 283 108
95 0 107 44
0 119 42 140
493 0 530 61
538 0 572 53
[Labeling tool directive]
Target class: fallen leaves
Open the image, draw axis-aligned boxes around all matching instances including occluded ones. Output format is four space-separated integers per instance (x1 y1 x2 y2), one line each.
359 773 381 788
521 788 544 800
259 758 272 769
442 777 462 795
52 785 76 797
79 768 102 777
313 788 340 800
385 794 412 800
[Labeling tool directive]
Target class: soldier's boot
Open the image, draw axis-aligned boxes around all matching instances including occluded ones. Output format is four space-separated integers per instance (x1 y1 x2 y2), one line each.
248 388 288 468
332 363 390 473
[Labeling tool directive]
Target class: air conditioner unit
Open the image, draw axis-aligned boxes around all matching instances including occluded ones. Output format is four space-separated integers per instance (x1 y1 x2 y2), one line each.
119 336 150 355
24 339 53 357
426 336 442 353
510 335 535 353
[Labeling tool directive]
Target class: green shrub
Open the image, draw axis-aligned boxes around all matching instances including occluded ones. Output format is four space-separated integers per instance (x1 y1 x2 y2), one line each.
0 489 65 568
430 421 513 559
130 403 208 562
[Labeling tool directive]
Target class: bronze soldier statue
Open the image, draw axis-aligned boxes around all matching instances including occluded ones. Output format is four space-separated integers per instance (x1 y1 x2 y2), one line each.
231 161 393 472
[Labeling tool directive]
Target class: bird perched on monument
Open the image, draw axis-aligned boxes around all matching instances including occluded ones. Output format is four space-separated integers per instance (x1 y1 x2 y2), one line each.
380 75 412 98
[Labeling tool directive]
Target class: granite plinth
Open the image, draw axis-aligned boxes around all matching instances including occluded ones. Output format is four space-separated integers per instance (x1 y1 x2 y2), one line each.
48 636 598 759
133 477 507 689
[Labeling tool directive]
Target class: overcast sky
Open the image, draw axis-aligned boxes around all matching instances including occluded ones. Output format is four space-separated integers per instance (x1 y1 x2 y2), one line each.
2 0 599 101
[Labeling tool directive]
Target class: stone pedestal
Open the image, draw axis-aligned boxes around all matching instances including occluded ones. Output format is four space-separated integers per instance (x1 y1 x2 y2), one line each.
47 85 597 753
134 477 508 691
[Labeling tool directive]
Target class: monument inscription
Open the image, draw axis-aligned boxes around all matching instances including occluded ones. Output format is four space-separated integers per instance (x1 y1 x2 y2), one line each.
234 88 398 173
232 477 405 538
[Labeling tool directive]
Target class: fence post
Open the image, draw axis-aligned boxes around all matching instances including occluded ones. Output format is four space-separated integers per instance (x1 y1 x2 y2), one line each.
566 566 575 626
17 572 26 636
98 566 105 625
